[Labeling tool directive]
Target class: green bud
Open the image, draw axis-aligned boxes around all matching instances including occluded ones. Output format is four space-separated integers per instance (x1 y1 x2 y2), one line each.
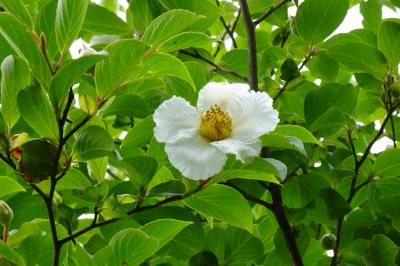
320 233 336 250
0 200 13 228
10 133 30 150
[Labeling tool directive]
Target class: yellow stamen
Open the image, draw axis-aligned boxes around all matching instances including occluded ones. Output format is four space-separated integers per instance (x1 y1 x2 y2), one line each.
200 105 232 141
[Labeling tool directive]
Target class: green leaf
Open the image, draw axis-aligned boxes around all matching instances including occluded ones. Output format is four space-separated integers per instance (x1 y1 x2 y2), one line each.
122 155 158 187
17 86 59 141
0 13 52 88
158 0 221 31
95 228 159 265
212 169 279 184
21 139 58 178
158 32 210 52
148 180 186 196
220 49 248 77
367 235 399 265
0 0 33 29
83 4 131 35
0 176 25 198
87 157 108 181
190 251 219 266
142 9 202 47
319 188 351 219
102 95 151 118
280 58 300 82
360 0 382 33
373 149 400 178
378 19 400 68
121 116 155 150
304 83 358 126
327 41 387 78
73 125 114 161
0 241 26 266
126 0 158 35
141 219 192 249
295 0 349 43
1 55 30 132
49 54 107 114
275 125 320 145
307 52 339 81
95 40 149 100
184 184 253 231
57 168 91 190
55 0 89 53
139 52 195 88
260 133 306 155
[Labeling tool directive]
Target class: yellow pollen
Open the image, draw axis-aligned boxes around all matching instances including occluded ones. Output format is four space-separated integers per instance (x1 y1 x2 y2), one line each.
200 105 232 141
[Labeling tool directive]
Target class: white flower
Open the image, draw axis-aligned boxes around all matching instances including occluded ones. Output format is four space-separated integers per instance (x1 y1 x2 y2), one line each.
153 82 279 180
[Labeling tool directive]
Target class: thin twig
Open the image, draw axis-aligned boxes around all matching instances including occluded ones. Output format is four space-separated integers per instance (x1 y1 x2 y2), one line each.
213 9 242 57
254 0 292 25
180 50 248 82
216 0 237 48
59 178 212 245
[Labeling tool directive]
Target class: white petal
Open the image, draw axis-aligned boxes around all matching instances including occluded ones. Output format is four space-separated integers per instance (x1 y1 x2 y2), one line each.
153 96 199 143
230 91 279 139
197 82 249 113
211 138 261 163
165 135 227 180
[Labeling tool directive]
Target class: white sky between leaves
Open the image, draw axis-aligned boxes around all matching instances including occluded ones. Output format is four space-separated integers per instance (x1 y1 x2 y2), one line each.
70 0 400 153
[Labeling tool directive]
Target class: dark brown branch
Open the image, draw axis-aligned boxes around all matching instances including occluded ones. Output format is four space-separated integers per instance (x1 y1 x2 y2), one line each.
213 9 242 57
180 50 248 82
254 0 292 26
269 183 304 266
239 0 259 91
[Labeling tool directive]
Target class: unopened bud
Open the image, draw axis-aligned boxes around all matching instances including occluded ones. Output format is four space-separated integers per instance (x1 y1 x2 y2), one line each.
0 200 13 228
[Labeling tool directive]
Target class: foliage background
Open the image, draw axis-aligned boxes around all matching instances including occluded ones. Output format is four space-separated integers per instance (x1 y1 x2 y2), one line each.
1 0 400 265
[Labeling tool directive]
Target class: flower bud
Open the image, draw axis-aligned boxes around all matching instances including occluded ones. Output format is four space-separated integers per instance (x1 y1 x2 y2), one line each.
320 233 336 250
0 200 13 228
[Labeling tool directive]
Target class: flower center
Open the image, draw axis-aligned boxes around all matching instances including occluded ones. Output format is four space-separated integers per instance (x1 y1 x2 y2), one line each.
199 105 232 141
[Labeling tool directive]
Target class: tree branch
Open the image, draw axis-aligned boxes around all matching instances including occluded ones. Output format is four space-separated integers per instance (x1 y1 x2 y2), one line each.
59 179 211 245
239 0 259 91
180 50 248 82
268 183 304 266
330 102 400 266
254 0 292 26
